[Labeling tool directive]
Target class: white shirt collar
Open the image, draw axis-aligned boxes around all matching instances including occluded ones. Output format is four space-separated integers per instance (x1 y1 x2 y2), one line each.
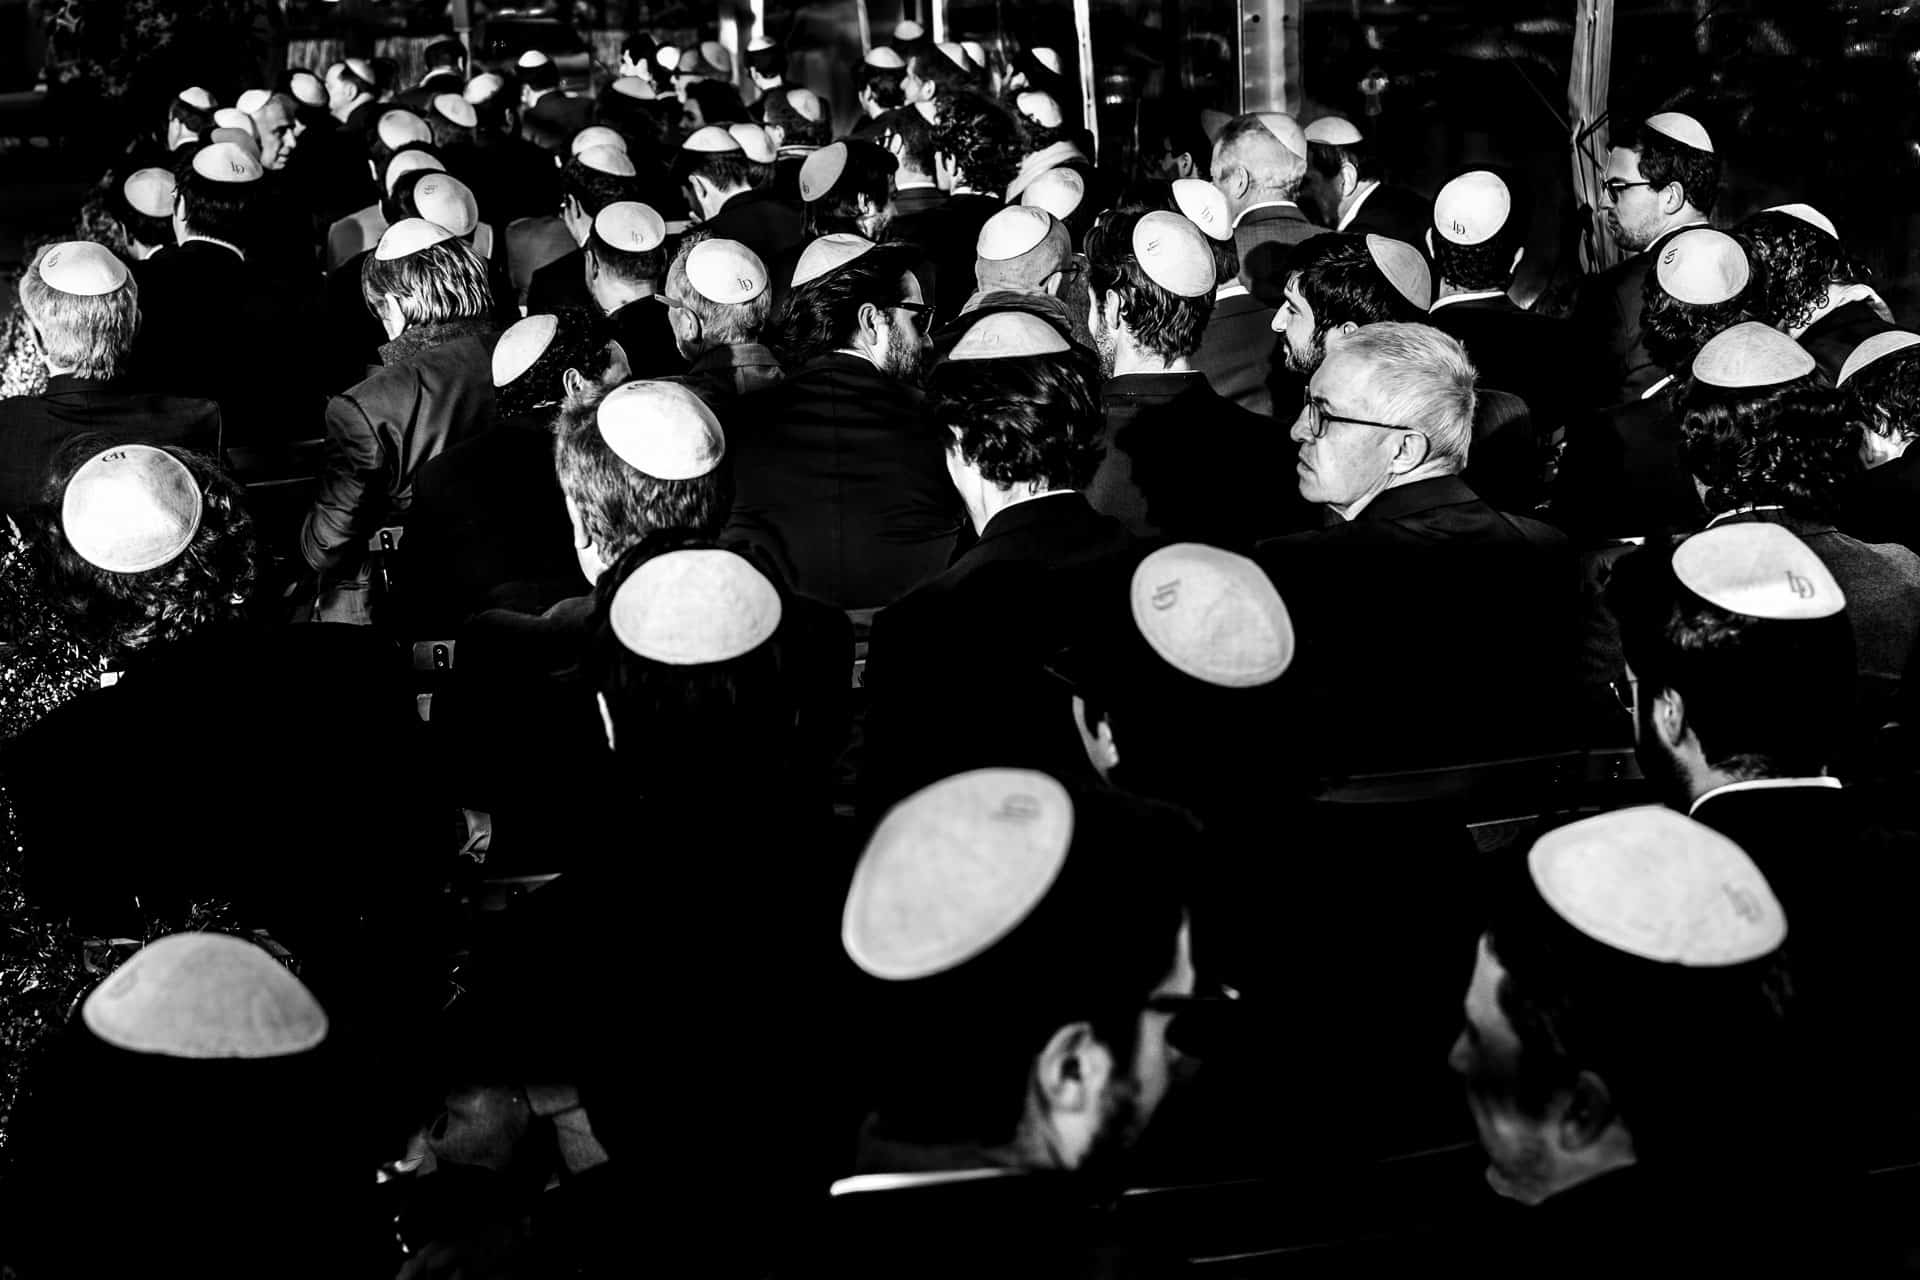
1429 289 1509 313
1689 776 1841 815
1704 504 1786 529
1335 180 1380 231
1231 198 1301 230
895 177 940 192
181 233 246 261
1214 280 1248 302
1640 373 1676 400
830 1167 1024 1197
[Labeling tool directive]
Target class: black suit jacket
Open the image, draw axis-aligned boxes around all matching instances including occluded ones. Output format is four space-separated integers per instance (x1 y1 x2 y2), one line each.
1839 447 1920 557
706 187 807 274
1193 289 1283 418
863 492 1134 807
1089 371 1314 548
127 239 325 451
921 192 1004 315
1569 222 1701 406
724 353 962 610
601 296 687 379
1799 299 1896 386
0 376 222 516
527 246 593 316
1427 293 1581 447
1550 386 1705 544
1233 202 1330 308
1258 474 1580 771
1342 182 1433 251
397 408 581 634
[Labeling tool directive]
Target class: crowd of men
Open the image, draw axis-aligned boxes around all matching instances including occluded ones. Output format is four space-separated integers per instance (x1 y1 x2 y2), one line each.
1 17 1919 1278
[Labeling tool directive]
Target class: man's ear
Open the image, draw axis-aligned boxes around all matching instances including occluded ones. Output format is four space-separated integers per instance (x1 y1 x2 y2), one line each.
562 366 588 398
1659 182 1687 216
1340 159 1360 197
668 305 699 343
563 492 591 551
604 339 631 382
1033 1021 1113 1117
1336 320 1359 340
1174 152 1194 179
1651 686 1688 749
1556 1069 1619 1153
1424 227 1435 257
1041 269 1064 297
855 300 885 349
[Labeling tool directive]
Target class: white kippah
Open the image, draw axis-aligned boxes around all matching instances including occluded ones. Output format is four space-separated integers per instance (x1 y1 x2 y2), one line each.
1254 112 1307 161
729 122 777 164
1646 111 1714 153
610 548 781 666
1655 227 1749 305
1367 234 1431 311
894 19 925 41
1131 543 1294 687
792 233 876 288
977 205 1052 260
961 40 987 69
655 46 681 73
464 72 505 104
290 71 327 107
1838 330 1920 386
1303 116 1363 147
1433 170 1512 247
1020 167 1086 223
578 144 637 177
492 313 558 387
682 124 743 155
677 48 704 74
596 380 726 480
1032 47 1062 75
38 240 129 296
1016 91 1063 130
949 311 1070 361
377 109 431 150
375 216 457 261
207 127 260 156
123 167 177 219
413 172 479 238
748 35 777 53
864 47 906 70
571 125 628 157
1132 210 1214 298
685 237 768 304
1170 177 1230 241
609 76 654 101
799 142 848 201
432 93 478 128
213 107 255 135
1528 806 1785 965
190 141 264 184
1691 320 1815 389
1673 521 1844 621
699 40 732 75
1005 140 1086 200
344 57 376 84
594 200 666 252
384 148 445 195
936 40 970 71
82 933 328 1059
1764 203 1838 239
844 768 1075 980
785 87 825 122
236 89 272 115
517 49 552 69
61 444 202 575
177 86 215 110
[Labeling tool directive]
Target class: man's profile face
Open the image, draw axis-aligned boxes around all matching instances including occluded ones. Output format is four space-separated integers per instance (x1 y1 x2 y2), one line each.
1449 935 1565 1205
1603 147 1665 253
1077 920 1195 1175
1289 349 1402 510
681 98 707 134
878 272 933 384
902 59 933 105
257 102 298 170
325 69 353 111
1276 275 1322 374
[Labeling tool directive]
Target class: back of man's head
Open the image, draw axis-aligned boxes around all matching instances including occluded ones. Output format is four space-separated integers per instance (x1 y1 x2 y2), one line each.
933 93 1019 195
1629 114 1721 218
563 152 643 223
1084 208 1215 364
360 224 493 332
174 143 263 245
1326 322 1477 474
1211 113 1308 208
493 308 622 416
18 242 140 379
1288 232 1427 333
1736 209 1872 336
767 241 920 366
422 38 464 74
664 232 772 352
877 106 935 179
928 334 1105 493
1430 168 1527 293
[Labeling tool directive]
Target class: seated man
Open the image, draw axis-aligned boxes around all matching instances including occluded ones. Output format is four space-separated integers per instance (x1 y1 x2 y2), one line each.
400 309 625 633
2 242 219 515
660 233 783 406
1451 806 1839 1273
1738 204 1895 383
1258 322 1578 771
823 766 1196 1275
725 239 959 610
926 205 1080 354
676 124 803 269
862 312 1131 808
300 218 498 622
584 200 683 378
1084 207 1310 546
1678 321 1920 728
1173 176 1282 417
323 108 434 270
526 145 643 316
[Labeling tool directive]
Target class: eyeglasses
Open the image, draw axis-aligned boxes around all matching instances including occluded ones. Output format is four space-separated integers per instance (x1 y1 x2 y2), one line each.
890 299 936 329
1300 398 1424 441
1610 674 1639 718
1601 179 1654 199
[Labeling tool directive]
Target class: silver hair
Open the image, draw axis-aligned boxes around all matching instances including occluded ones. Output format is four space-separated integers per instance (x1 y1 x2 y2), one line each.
664 231 772 349
18 245 140 379
1332 321 1478 470
1211 115 1307 200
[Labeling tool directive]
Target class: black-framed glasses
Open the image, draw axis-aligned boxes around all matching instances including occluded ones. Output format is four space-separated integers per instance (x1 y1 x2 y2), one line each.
1601 178 1653 199
1610 674 1638 718
1146 986 1241 1017
890 299 935 329
1300 398 1423 442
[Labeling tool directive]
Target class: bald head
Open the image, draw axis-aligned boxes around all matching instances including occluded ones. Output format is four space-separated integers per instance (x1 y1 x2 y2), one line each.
1211 113 1309 221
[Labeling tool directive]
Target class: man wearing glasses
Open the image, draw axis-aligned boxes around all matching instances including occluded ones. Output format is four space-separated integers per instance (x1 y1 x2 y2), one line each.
1260 322 1579 770
1572 111 1721 406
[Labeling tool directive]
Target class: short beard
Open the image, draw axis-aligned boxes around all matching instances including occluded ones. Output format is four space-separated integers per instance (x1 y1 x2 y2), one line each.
881 323 927 386
1281 328 1324 376
1075 1076 1144 1183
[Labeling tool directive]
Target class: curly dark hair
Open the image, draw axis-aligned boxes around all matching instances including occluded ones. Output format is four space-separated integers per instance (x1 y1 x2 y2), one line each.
928 346 1106 490
1083 208 1214 363
28 438 258 662
856 60 908 113
1628 116 1721 216
562 155 642 221
764 90 830 149
801 140 896 238
932 93 1019 195
497 308 621 417
1736 211 1874 336
1282 231 1422 334
1678 376 1859 518
1845 345 1920 444
876 106 934 176
173 147 256 246
552 376 733 559
762 242 921 367
1640 274 1752 377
